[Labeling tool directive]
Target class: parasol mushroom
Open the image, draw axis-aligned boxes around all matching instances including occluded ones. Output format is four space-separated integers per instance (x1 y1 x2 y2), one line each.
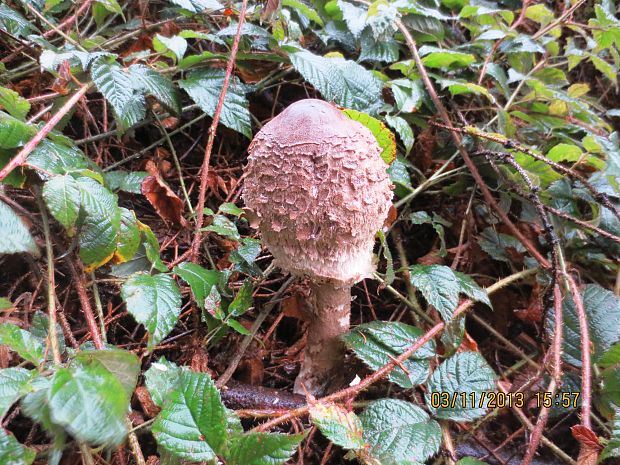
243 99 393 395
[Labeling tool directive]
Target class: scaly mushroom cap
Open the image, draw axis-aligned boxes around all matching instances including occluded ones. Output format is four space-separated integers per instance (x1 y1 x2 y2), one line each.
243 99 393 285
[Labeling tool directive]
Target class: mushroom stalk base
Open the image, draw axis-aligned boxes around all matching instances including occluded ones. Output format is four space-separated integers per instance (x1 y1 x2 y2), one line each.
294 281 351 396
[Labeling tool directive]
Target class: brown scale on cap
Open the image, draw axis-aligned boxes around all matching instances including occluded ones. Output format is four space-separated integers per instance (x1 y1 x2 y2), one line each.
243 99 393 395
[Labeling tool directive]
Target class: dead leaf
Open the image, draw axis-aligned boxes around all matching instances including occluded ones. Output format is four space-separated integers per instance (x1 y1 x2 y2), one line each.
135 385 160 418
190 347 210 373
261 0 280 20
282 294 304 320
571 425 602 465
141 160 188 226
415 126 435 173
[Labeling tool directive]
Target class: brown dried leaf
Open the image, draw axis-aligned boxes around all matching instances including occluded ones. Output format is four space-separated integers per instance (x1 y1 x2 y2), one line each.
141 160 187 226
135 385 160 418
415 126 435 173
571 425 602 465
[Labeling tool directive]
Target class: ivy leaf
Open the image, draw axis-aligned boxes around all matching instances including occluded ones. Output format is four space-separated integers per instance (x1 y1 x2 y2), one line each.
409 265 490 321
342 109 396 164
425 352 497 421
145 357 182 407
342 321 435 388
546 284 620 367
48 356 131 446
0 200 39 257
287 48 383 112
152 370 228 461
0 428 36 465
173 262 226 311
359 399 442 464
180 69 251 138
0 324 45 365
0 86 30 120
226 432 305 465
310 402 365 449
121 273 182 350
43 175 81 232
128 65 182 114
0 367 33 416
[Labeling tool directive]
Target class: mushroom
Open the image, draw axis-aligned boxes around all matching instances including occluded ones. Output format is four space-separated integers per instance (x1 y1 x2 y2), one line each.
243 99 393 395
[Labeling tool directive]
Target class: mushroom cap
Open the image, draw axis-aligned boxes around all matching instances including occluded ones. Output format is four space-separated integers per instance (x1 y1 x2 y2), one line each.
243 99 393 284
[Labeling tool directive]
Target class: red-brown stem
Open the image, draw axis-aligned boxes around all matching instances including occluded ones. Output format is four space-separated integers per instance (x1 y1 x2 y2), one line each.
188 0 248 263
0 83 91 182
294 281 352 395
521 283 563 465
395 21 550 269
567 275 592 429
67 258 104 350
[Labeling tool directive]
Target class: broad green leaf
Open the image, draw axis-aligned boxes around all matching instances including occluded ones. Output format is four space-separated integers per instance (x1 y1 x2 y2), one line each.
219 202 244 216
138 221 168 272
115 208 141 263
342 109 396 164
342 321 435 388
0 324 44 365
226 432 305 465
360 33 399 63
0 4 33 38
385 115 414 154
457 458 490 465
600 343 620 368
359 399 441 464
0 112 35 148
153 35 188 61
418 46 475 68
601 408 620 461
203 214 241 240
388 156 413 189
43 175 81 232
48 357 130 446
121 273 182 350
337 0 367 37
105 170 148 194
31 311 66 355
73 348 140 398
425 352 497 421
282 0 324 25
180 69 251 138
436 78 495 102
478 227 526 263
27 139 91 176
129 64 181 114
409 265 490 321
152 370 227 461
0 367 33 416
173 262 225 311
310 402 365 449
228 280 253 317
0 428 36 465
546 284 620 367
287 48 383 112
145 357 182 407
0 87 30 120
168 0 222 12
0 200 39 257
0 297 13 310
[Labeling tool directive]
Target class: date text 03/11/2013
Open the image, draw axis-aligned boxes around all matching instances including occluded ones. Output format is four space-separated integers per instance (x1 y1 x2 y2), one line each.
429 391 581 409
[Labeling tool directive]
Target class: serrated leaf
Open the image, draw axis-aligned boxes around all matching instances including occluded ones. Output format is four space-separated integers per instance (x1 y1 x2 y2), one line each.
282 0 323 25
418 46 475 68
0 200 39 257
74 348 140 398
27 139 91 177
342 109 396 164
360 399 441 464
546 284 620 367
105 170 148 193
115 208 141 262
173 262 225 311
0 3 33 38
310 403 365 449
152 370 227 460
203 214 241 240
153 35 188 61
0 112 35 148
31 311 66 355
288 48 383 112
337 0 367 37
388 156 413 189
43 175 81 231
342 321 435 388
121 273 182 350
180 69 251 138
0 428 36 465
409 265 489 321
601 408 620 461
0 368 33 416
128 65 182 114
0 324 44 365
0 87 30 120
137 221 168 272
226 432 305 465
425 352 497 421
48 357 130 446
145 357 182 407
385 115 414 154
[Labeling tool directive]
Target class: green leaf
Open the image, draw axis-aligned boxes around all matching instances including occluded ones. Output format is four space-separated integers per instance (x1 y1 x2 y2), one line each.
0 367 33 416
600 343 620 368
227 318 251 335
226 432 305 465
418 46 475 68
0 297 13 310
0 324 45 365
73 348 140 398
342 321 435 388
547 143 583 162
310 402 365 449
457 458 491 465
219 202 244 216
409 265 490 321
152 370 228 461
359 399 441 464
145 357 182 407
105 170 148 194
282 0 324 25
121 273 182 350
425 352 497 421
342 109 396 164
180 69 251 138
138 221 168 272
478 227 526 263
287 48 383 112
43 175 81 231
27 139 91 176
388 156 413 189
0 200 39 257
0 87 30 120
116 208 141 262
48 356 130 446
203 214 241 240
173 262 225 311
168 0 223 13
31 311 66 355
0 428 36 465
128 65 182 114
228 280 253 317
601 408 620 461
0 4 33 38
385 115 414 154
0 112 35 149
153 35 188 61
337 0 367 37
546 284 620 367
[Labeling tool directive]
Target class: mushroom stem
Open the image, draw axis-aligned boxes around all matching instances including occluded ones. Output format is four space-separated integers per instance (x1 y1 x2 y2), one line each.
294 281 352 395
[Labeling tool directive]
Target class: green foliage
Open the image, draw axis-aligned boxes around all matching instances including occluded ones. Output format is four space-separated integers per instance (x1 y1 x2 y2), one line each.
342 108 396 164
0 428 36 465
0 201 39 257
0 324 45 365
225 432 305 465
310 402 365 449
0 368 34 416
